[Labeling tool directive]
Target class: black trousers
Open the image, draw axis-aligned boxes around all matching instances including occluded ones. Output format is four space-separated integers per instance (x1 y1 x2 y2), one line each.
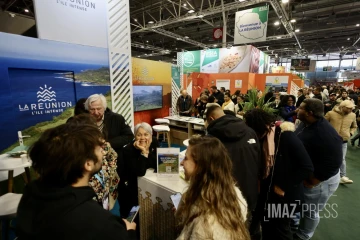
262 216 293 240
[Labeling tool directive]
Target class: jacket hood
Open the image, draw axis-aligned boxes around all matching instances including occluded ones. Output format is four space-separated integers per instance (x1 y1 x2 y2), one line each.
333 106 342 115
17 180 95 235
207 114 248 141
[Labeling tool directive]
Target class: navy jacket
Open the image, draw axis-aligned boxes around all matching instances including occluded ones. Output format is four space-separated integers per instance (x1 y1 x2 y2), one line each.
295 118 342 181
273 130 314 203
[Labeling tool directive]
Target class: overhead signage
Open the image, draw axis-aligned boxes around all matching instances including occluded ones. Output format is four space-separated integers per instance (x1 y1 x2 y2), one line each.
356 57 360 71
234 6 269 44
33 0 107 48
213 28 223 40
183 51 201 74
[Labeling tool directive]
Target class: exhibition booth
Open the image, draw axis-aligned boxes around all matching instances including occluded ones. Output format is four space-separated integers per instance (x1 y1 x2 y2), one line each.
0 0 312 239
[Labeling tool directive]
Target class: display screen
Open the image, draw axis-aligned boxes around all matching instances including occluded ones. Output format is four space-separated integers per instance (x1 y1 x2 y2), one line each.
291 59 311 71
133 85 163 112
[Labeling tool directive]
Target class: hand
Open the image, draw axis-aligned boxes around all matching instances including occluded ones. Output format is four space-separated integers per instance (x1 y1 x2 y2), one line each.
274 185 285 197
303 176 321 189
133 139 151 155
122 219 136 230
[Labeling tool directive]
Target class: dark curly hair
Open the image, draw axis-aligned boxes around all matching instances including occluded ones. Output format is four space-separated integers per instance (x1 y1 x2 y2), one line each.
243 108 276 138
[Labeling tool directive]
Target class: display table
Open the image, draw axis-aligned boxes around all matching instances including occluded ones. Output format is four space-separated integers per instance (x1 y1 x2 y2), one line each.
164 116 205 145
0 154 32 193
138 168 188 240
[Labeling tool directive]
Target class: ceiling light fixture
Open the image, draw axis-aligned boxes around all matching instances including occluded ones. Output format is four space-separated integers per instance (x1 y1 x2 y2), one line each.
276 36 282 39
184 36 189 39
290 19 296 23
24 9 29 13
213 44 218 47
148 21 154 24
356 24 360 27
183 3 187 6
239 0 246 2
295 29 300 32
134 18 138 22
196 14 204 18
347 38 350 40
188 10 195 13
282 0 289 3
274 21 280 26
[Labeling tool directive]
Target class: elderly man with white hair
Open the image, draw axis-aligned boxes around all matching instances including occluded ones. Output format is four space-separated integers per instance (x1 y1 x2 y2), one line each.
85 94 134 158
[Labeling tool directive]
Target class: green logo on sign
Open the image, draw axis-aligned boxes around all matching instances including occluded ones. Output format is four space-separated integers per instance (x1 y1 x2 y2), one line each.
184 52 195 67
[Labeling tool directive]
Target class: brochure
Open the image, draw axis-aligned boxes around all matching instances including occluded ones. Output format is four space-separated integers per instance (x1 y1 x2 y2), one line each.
157 148 180 177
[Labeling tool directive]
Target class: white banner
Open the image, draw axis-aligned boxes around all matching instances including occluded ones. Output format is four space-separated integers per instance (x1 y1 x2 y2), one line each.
265 76 289 87
34 0 107 48
234 6 268 45
356 57 360 71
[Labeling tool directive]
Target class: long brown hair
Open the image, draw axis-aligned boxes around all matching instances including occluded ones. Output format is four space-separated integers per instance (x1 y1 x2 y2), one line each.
176 136 250 239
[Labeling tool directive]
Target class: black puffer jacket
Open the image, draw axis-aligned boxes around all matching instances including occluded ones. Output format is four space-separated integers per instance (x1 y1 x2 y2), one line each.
207 114 261 211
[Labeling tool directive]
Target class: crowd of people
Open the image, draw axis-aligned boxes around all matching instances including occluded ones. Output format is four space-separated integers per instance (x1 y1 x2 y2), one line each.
14 83 360 239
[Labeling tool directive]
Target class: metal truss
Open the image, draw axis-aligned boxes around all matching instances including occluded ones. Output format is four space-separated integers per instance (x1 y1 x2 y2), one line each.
132 0 267 33
131 0 301 50
131 41 170 52
151 28 208 48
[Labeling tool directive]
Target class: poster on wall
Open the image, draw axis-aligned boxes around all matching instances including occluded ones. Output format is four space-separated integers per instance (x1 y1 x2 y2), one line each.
219 46 252 73
234 6 269 44
183 51 201 74
200 49 219 73
266 76 289 91
235 80 243 88
132 58 172 125
33 0 107 48
216 79 230 90
291 59 311 71
356 57 360 71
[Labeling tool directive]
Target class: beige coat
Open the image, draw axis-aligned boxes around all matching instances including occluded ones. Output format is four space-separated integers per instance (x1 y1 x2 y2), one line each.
324 107 357 141
177 187 247 240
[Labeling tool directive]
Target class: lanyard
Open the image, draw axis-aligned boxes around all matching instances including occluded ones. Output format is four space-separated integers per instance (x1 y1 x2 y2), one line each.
94 170 106 188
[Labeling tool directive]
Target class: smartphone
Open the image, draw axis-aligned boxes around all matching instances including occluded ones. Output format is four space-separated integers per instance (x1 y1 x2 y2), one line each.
126 206 140 223
170 192 182 210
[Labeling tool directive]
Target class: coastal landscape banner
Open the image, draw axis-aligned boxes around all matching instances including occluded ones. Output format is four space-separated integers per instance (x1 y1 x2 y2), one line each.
0 32 110 152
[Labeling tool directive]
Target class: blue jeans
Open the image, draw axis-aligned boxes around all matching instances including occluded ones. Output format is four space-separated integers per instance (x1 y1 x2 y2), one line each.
340 143 347 177
296 171 340 240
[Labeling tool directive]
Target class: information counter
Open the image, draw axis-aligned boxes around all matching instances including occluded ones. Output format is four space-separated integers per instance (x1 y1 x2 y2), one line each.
164 116 205 145
138 150 188 240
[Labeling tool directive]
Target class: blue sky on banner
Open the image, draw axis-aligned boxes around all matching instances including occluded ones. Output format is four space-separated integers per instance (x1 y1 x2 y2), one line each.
0 32 108 65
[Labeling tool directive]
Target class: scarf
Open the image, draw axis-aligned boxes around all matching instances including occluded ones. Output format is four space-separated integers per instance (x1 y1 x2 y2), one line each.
222 99 232 109
262 126 275 179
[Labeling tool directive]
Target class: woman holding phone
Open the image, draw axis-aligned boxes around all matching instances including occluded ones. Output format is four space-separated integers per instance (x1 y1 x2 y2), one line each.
117 122 159 218
175 136 250 240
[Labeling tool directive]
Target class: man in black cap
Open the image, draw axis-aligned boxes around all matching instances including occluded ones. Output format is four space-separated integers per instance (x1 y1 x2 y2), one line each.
324 93 337 114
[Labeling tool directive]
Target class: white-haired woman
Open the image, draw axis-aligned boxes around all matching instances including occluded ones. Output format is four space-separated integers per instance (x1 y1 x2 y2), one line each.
117 122 159 218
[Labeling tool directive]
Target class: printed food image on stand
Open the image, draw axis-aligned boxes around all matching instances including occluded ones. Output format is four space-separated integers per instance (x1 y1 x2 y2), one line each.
157 148 180 175
219 46 247 73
